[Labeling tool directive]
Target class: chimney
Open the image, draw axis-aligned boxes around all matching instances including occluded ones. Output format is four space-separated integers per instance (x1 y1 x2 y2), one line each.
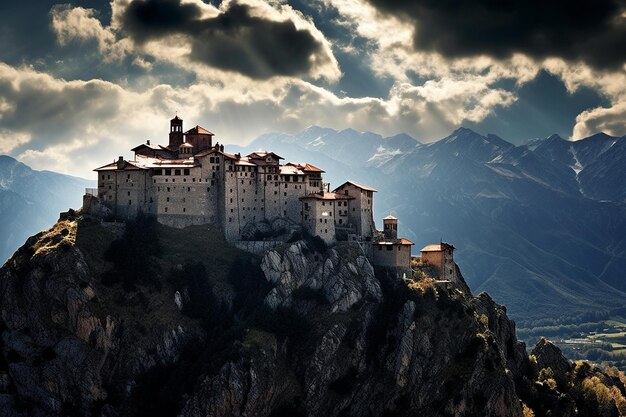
117 156 124 170
146 140 150 145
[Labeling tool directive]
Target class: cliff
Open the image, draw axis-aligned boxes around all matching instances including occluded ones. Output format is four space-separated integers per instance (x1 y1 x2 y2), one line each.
1 214 626 416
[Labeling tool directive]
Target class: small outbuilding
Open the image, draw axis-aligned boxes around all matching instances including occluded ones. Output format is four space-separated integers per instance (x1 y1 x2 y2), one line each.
420 243 456 281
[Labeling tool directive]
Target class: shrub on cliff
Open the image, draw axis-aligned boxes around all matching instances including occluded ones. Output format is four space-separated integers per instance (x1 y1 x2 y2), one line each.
102 213 162 290
168 261 230 329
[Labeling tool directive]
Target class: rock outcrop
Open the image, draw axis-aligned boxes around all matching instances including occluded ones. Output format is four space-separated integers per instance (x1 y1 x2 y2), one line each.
1 216 626 417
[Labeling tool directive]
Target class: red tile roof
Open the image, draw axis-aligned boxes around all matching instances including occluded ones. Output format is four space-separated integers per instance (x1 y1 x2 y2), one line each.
248 151 284 160
184 125 214 135
287 162 325 173
333 181 377 192
94 162 117 171
420 243 455 252
194 148 238 159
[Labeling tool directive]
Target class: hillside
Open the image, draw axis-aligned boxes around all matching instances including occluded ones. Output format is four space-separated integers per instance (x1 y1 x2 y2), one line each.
0 155 93 262
229 127 626 327
2 214 626 416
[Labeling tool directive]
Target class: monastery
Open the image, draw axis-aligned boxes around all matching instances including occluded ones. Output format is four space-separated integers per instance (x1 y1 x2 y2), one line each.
86 116 455 277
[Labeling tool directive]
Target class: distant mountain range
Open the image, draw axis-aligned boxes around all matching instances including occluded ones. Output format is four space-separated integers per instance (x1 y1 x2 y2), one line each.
229 126 626 326
0 155 93 262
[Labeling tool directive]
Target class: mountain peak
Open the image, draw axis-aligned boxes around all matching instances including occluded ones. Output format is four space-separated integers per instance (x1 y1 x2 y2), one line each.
546 133 566 141
451 126 478 136
578 132 617 142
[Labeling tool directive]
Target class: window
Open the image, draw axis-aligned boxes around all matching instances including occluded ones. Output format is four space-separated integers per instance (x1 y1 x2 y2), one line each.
128 200 132 205
175 169 181 175
183 208 186 212
184 169 190 175
166 197 170 202
187 187 190 192
167 187 171 192
387 246 392 251
127 191 130 196
165 169 171 175
165 207 168 212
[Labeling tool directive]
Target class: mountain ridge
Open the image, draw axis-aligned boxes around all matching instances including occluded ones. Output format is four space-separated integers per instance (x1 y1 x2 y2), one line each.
0 154 94 263
228 126 626 326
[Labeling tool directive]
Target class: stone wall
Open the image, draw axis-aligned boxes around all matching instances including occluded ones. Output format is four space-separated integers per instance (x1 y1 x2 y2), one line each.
233 241 284 256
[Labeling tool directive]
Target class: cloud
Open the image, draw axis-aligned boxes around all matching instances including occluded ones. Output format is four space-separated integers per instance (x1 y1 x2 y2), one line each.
106 0 338 80
50 5 131 60
0 63 123 149
365 0 626 70
0 61 520 176
573 102 626 139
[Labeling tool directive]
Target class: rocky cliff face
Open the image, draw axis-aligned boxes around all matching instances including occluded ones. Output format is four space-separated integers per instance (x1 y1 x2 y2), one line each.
1 215 626 417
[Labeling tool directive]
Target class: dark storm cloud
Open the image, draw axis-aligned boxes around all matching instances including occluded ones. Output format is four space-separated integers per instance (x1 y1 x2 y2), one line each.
367 0 626 70
122 0 327 79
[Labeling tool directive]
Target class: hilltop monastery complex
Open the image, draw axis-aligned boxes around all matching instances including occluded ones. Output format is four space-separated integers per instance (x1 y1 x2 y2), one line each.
85 116 457 279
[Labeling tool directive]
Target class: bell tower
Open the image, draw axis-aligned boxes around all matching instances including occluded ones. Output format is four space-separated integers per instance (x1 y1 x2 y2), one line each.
383 214 398 239
169 115 183 148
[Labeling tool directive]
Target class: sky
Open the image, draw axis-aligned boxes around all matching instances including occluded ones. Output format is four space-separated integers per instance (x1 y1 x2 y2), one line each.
0 0 625 177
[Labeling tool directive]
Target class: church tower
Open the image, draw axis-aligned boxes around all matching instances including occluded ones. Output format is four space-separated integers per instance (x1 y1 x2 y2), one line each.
169 115 183 148
383 214 398 239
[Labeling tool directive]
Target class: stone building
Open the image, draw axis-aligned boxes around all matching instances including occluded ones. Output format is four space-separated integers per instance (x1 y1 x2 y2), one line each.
89 116 447 276
93 116 368 242
420 243 457 281
371 215 414 277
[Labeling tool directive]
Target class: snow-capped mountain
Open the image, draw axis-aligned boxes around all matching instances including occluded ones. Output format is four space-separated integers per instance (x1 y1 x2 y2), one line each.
233 126 626 326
